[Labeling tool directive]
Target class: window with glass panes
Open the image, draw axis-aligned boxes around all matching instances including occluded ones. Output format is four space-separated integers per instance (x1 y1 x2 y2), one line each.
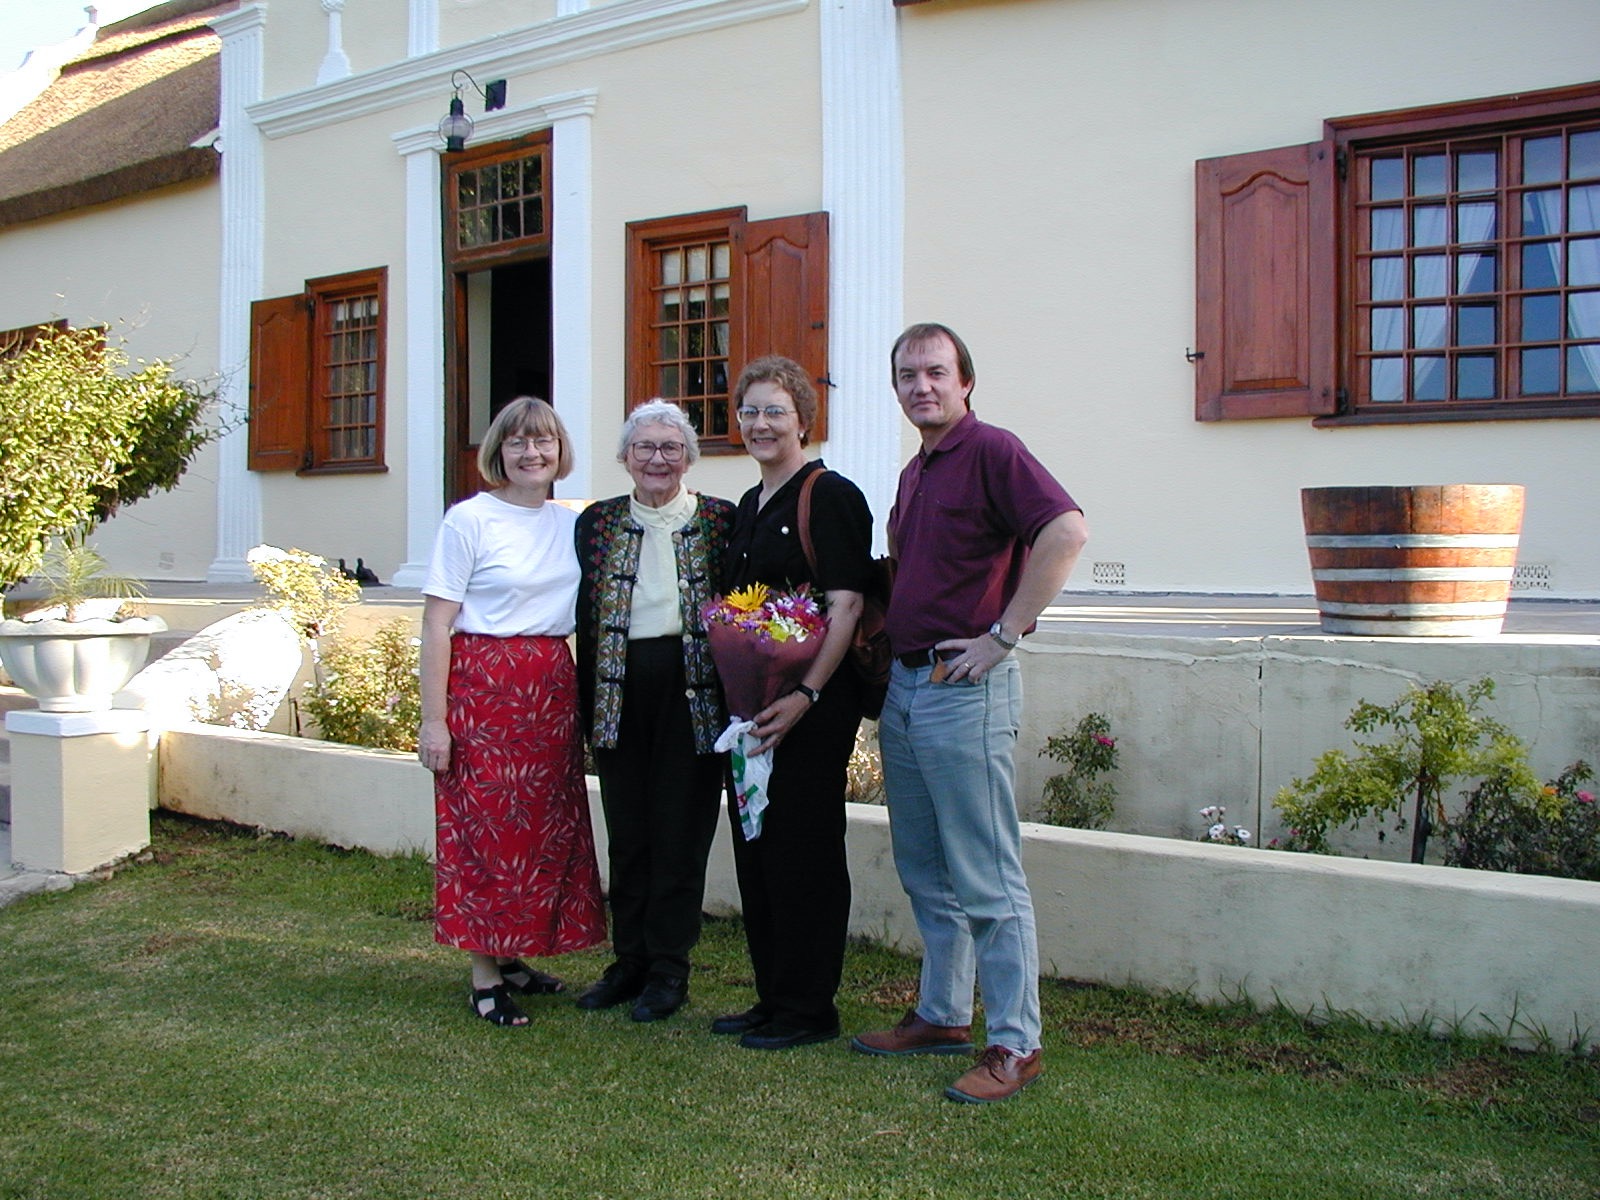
314 286 381 465
247 267 387 473
1353 122 1600 409
648 235 732 438
1196 82 1600 424
627 207 829 449
448 143 549 257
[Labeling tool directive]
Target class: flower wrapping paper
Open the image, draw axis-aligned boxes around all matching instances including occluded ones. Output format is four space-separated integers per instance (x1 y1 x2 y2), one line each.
704 592 825 840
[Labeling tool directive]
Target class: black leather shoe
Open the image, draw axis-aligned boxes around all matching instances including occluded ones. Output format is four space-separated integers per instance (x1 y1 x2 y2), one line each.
576 963 646 1011
630 974 689 1022
739 1022 840 1051
710 1007 770 1036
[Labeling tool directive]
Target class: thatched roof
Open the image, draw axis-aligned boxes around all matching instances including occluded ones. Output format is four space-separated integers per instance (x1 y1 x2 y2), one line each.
0 0 238 228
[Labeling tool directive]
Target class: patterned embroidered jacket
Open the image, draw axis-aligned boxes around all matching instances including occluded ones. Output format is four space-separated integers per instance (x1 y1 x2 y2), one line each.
575 492 737 754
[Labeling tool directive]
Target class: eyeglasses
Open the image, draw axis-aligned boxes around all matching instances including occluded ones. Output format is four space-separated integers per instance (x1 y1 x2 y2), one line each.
735 405 797 422
504 436 558 454
628 440 686 463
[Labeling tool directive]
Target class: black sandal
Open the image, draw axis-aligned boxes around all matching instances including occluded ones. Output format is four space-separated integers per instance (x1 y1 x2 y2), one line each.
470 984 529 1027
499 960 566 996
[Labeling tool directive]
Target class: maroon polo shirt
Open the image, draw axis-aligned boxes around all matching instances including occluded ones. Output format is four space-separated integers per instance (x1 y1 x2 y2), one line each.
886 412 1079 657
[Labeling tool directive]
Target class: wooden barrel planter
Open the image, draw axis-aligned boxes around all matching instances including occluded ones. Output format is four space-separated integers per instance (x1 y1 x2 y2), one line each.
1301 485 1525 636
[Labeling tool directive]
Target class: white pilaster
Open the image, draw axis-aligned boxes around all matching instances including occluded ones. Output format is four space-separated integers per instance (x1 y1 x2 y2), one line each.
548 94 597 502
390 91 599 585
390 143 446 588
317 0 352 84
819 1 905 551
209 5 268 582
408 0 438 57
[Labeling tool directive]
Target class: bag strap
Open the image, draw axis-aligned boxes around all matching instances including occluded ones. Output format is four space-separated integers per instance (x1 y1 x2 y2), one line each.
796 466 826 582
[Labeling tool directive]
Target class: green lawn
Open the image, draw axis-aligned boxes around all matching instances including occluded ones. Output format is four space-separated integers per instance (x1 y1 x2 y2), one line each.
1 812 1595 1200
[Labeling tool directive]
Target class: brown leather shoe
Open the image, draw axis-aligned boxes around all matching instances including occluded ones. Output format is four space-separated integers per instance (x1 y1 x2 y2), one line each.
945 1045 1043 1103
850 1009 974 1056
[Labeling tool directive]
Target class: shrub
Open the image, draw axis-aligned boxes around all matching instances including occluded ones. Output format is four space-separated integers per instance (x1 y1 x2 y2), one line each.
247 545 362 642
847 720 885 805
1443 760 1599 881
1273 678 1540 863
1199 805 1251 846
0 325 215 587
301 620 422 752
1039 712 1119 829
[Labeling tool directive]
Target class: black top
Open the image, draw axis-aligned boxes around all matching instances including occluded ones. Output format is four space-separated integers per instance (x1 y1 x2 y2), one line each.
723 459 874 596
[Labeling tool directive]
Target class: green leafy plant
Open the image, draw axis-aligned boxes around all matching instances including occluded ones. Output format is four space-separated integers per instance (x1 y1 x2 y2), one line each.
11 535 146 621
301 619 422 752
1443 760 1599 881
0 325 216 589
1039 712 1119 829
246 544 362 642
1273 678 1540 863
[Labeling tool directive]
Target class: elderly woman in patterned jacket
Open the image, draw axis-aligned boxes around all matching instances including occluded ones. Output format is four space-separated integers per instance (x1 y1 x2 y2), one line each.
574 399 736 1022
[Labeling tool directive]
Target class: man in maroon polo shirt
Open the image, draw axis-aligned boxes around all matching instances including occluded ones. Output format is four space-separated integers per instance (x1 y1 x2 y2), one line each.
850 323 1088 1104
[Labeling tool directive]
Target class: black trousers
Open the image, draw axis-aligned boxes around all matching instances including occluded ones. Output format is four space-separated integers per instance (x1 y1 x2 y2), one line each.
729 670 861 1029
592 637 725 982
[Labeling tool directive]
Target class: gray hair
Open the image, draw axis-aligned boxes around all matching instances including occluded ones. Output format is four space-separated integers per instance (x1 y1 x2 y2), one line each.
616 398 701 465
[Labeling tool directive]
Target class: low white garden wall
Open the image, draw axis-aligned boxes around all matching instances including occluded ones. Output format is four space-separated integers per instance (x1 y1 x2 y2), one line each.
158 723 1600 1049
1017 628 1600 858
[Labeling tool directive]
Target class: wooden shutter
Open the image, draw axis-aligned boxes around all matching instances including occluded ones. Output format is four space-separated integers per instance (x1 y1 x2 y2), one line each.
1195 141 1335 421
735 211 830 440
248 293 311 470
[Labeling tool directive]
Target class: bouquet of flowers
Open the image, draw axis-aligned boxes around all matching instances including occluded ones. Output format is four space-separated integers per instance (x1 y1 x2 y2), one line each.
704 583 829 840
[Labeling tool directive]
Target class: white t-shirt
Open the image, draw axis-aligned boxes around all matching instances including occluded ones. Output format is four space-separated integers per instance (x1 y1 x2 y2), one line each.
422 491 580 636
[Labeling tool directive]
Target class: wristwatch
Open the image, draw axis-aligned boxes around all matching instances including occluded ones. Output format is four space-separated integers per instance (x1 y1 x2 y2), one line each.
793 683 821 704
988 621 1018 651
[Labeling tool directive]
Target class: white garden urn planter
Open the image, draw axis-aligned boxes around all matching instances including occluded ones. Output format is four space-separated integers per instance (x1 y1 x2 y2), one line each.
0 614 167 712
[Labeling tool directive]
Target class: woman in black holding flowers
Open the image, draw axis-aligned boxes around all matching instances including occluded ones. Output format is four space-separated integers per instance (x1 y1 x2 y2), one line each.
712 355 873 1049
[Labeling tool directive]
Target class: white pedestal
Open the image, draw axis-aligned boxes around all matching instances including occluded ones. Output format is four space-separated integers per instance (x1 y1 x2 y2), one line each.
6 709 154 874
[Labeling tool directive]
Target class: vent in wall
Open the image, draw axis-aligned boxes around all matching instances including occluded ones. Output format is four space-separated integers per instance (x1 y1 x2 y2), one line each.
1511 563 1551 592
1091 561 1125 587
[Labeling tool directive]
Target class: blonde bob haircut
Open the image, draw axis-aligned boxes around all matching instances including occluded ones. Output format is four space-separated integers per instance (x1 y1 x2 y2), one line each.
477 396 576 486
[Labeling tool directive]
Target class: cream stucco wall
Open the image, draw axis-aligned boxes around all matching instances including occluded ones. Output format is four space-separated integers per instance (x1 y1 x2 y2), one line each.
899 0 1600 598
440 0 562 51
253 109 417 573
580 3 824 506
246 0 821 570
201 0 1600 588
260 0 341 97
0 180 223 580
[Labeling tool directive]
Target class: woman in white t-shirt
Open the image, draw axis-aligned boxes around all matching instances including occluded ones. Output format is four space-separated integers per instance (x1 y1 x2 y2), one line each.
419 396 606 1027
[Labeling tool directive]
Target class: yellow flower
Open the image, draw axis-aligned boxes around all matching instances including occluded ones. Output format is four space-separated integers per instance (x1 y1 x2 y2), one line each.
726 583 770 613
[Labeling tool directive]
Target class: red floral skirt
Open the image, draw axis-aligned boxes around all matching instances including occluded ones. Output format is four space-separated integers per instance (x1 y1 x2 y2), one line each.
434 633 606 957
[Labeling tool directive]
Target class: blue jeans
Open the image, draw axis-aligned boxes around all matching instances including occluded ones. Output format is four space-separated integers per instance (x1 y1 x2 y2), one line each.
878 656 1041 1053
